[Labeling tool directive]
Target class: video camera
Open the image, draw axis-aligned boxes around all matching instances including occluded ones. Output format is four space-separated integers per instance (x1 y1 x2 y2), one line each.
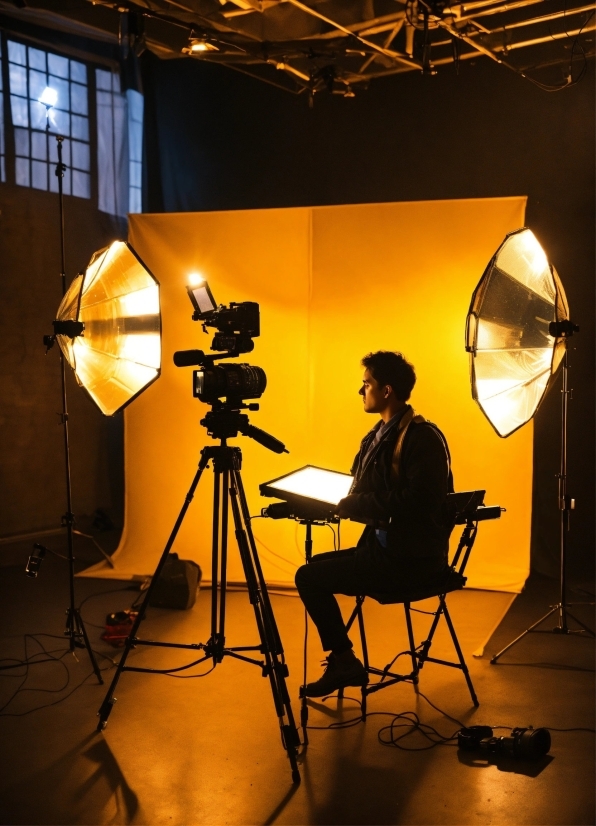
173 278 267 408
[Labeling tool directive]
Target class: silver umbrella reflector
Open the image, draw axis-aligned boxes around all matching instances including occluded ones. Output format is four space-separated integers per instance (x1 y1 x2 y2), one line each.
466 228 570 437
54 241 161 416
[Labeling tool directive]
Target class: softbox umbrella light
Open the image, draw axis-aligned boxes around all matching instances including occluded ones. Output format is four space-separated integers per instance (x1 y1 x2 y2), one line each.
465 227 590 659
54 241 161 416
465 228 570 437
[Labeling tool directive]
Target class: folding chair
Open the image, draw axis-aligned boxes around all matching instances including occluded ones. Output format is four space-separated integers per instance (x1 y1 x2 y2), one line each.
341 490 502 718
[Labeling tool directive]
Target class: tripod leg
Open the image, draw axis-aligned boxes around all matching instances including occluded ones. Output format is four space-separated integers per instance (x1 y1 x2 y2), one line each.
210 467 222 663
74 608 103 684
97 453 210 731
218 467 229 657
230 468 301 784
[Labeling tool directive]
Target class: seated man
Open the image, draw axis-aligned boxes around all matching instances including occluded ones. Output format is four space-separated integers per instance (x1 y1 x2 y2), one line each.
295 350 453 697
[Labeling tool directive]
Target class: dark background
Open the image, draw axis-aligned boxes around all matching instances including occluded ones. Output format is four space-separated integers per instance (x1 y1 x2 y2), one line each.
1 44 593 583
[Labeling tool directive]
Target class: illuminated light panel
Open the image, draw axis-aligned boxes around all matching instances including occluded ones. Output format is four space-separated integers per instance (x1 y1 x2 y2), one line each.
54 241 161 416
266 466 353 506
467 227 570 437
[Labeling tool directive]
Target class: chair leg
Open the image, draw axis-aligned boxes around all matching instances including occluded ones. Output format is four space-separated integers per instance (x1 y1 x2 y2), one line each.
356 600 369 720
441 598 479 707
403 603 419 685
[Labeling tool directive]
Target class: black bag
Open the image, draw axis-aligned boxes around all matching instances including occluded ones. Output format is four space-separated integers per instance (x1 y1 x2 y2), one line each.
148 553 202 610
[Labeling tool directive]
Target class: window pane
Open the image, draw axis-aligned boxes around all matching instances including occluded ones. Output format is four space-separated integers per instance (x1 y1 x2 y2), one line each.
129 186 142 215
71 115 89 141
8 41 27 66
31 160 48 190
1 158 5 184
72 169 90 198
49 137 70 166
112 73 121 93
70 60 86 84
14 127 30 156
96 69 112 91
9 64 27 97
49 76 69 110
49 108 69 135
28 47 46 71
50 165 71 195
31 131 47 160
28 69 47 101
70 82 88 116
30 100 47 130
48 53 69 78
72 140 90 171
96 90 112 108
11 95 29 127
15 156 30 186
130 160 142 189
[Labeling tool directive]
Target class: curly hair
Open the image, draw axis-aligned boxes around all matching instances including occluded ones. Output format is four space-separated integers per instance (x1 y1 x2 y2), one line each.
361 351 416 401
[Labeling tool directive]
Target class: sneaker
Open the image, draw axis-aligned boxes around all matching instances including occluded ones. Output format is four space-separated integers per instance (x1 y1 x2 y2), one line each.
301 653 368 698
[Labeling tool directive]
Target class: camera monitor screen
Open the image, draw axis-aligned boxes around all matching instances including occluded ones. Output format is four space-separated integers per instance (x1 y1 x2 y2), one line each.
260 466 354 507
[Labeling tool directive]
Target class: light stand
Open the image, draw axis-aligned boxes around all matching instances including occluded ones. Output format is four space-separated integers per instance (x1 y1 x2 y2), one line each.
491 331 594 664
39 128 102 683
96 407 301 783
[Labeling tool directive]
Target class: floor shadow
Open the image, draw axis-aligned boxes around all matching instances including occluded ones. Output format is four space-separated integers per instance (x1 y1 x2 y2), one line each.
80 738 140 823
457 749 554 778
1 732 139 826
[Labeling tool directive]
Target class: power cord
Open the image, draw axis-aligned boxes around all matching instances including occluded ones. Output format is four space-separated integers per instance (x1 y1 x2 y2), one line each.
304 687 596 748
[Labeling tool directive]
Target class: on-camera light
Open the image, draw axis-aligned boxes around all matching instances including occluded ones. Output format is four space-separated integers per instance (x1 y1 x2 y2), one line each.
187 278 218 317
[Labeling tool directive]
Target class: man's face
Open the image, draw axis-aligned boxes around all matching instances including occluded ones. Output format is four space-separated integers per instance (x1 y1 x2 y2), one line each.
359 368 391 414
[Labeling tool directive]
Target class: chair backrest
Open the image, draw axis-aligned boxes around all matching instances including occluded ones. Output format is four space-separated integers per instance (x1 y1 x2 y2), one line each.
367 489 501 604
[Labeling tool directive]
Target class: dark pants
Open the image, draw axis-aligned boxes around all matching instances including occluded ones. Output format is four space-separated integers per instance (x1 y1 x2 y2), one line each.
295 547 444 654
295 549 363 654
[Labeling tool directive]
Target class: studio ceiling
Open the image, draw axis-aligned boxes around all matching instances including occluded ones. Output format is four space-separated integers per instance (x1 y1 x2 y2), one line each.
1 0 594 93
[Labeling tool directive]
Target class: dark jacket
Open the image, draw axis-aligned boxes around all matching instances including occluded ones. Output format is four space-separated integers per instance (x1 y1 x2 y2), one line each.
338 406 452 576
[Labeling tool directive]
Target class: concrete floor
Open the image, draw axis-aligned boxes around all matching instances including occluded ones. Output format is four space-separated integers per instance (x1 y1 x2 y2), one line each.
0 542 594 826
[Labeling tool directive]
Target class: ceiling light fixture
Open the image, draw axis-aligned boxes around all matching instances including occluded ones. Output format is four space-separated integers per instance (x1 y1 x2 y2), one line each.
183 35 220 54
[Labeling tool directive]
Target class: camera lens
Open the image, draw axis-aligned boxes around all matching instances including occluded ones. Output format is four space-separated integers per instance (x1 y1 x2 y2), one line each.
194 363 266 403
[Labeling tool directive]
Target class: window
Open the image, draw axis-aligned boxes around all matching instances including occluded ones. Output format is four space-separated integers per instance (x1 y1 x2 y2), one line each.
0 41 5 182
96 69 143 217
1 40 143 215
7 40 90 197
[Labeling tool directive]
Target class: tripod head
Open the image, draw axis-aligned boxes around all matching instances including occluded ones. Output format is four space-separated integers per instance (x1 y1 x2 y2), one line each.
201 404 288 454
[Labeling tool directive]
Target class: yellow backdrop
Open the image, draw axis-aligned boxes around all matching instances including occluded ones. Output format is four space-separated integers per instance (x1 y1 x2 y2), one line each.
80 197 531 592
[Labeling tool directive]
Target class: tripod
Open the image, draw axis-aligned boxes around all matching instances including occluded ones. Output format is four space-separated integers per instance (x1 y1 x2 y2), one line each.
96 410 301 783
491 344 594 664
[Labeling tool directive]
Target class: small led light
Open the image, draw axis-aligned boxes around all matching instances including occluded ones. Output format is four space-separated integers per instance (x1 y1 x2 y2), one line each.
188 272 205 287
39 86 58 107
